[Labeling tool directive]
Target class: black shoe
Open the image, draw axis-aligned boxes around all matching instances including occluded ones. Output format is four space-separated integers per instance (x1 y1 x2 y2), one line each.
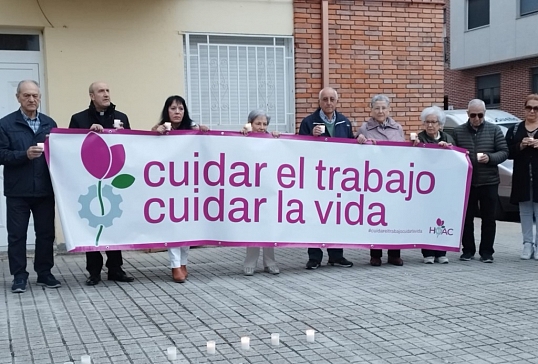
327 257 353 267
36 274 61 288
12 277 27 293
306 260 321 270
108 271 134 282
459 253 474 261
480 255 494 263
86 275 101 286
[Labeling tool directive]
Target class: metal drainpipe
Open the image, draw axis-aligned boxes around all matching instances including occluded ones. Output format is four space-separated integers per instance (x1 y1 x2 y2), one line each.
322 0 329 88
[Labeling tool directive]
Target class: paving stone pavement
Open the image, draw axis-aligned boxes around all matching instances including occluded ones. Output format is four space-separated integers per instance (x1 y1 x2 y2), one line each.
1 219 538 364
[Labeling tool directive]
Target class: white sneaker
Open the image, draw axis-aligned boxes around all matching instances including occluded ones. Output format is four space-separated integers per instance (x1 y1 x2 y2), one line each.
534 244 538 260
243 267 255 276
423 256 435 264
264 266 280 275
521 242 534 260
435 256 449 264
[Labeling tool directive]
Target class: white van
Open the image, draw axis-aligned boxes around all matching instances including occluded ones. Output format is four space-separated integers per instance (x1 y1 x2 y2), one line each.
442 109 522 220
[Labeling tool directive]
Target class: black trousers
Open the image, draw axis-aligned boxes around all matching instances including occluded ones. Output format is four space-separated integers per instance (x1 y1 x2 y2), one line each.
7 196 55 279
308 248 343 262
462 184 498 257
370 249 400 258
421 249 446 258
86 250 124 276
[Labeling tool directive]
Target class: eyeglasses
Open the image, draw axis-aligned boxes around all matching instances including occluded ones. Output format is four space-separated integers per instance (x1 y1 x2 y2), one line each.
425 120 439 125
469 113 484 119
525 106 538 112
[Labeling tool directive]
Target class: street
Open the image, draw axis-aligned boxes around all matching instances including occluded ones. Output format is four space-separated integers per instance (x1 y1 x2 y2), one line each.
1 219 537 364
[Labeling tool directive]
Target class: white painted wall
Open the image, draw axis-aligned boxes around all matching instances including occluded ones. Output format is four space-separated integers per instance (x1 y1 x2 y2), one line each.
450 0 538 69
0 0 293 129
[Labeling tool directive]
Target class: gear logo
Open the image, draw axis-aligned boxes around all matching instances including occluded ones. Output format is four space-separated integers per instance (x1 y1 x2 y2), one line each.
79 132 135 246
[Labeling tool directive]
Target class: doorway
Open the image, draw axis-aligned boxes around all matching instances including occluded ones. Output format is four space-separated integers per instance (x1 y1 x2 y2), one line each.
0 30 46 251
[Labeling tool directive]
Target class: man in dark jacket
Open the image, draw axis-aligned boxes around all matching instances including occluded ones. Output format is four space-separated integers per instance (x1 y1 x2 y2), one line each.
298 87 354 270
0 80 61 293
69 81 134 285
452 99 509 263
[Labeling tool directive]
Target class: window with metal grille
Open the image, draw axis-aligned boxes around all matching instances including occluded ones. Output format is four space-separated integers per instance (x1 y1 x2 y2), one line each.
184 34 295 132
467 0 490 30
476 74 500 108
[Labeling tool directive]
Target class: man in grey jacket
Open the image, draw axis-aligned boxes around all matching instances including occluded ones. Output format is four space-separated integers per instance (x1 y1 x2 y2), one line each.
452 99 509 263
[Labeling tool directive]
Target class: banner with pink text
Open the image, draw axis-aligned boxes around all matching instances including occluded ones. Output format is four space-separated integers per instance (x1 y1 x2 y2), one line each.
47 129 471 252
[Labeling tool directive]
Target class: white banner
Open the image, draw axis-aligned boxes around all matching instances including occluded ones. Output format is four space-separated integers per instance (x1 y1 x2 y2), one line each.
47 129 471 252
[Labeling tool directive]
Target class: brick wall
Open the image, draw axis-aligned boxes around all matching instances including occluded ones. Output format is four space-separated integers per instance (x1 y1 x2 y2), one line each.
294 0 446 135
445 57 538 119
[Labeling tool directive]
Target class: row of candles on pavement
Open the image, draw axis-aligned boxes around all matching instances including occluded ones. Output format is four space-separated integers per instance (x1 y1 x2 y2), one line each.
61 330 316 363
167 329 316 359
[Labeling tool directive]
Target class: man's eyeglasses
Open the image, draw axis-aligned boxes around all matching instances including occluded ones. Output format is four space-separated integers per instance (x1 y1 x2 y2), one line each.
425 120 439 125
469 113 484 119
525 106 538 112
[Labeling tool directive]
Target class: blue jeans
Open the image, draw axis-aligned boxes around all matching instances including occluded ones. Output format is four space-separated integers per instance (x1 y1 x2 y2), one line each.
519 188 538 245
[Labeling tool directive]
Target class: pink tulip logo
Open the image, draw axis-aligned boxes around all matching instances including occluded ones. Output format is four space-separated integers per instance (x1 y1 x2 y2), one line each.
78 133 135 245
434 218 445 237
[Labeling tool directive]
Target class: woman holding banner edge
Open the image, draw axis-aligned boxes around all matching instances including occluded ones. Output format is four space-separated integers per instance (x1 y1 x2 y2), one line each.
241 109 281 276
414 105 453 264
152 95 208 283
356 94 405 266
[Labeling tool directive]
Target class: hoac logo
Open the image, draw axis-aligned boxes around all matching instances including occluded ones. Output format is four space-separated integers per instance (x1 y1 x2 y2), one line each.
429 218 453 237
78 133 135 246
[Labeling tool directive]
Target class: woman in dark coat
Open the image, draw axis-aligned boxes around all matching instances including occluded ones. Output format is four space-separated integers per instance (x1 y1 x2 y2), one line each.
416 106 454 264
506 94 538 260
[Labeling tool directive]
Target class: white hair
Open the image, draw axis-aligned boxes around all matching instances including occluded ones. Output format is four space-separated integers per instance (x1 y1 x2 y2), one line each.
16 80 39 94
371 94 390 108
467 99 486 111
247 109 271 124
319 87 338 100
420 106 446 127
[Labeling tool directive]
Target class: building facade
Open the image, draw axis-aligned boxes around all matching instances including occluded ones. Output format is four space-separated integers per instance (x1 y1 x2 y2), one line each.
294 0 445 131
445 0 538 118
0 0 445 248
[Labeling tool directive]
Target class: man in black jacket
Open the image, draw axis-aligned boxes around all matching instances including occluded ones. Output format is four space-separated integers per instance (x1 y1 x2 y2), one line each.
69 81 134 285
299 87 354 270
452 99 509 263
0 80 61 293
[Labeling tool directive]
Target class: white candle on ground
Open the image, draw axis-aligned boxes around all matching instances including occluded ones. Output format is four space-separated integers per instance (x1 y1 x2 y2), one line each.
241 336 250 350
207 341 216 354
271 333 280 346
306 329 315 343
167 347 177 360
80 355 91 364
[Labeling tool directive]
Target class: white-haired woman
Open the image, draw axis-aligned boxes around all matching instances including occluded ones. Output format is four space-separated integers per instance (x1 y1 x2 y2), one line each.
357 94 405 266
242 109 280 275
416 106 454 263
